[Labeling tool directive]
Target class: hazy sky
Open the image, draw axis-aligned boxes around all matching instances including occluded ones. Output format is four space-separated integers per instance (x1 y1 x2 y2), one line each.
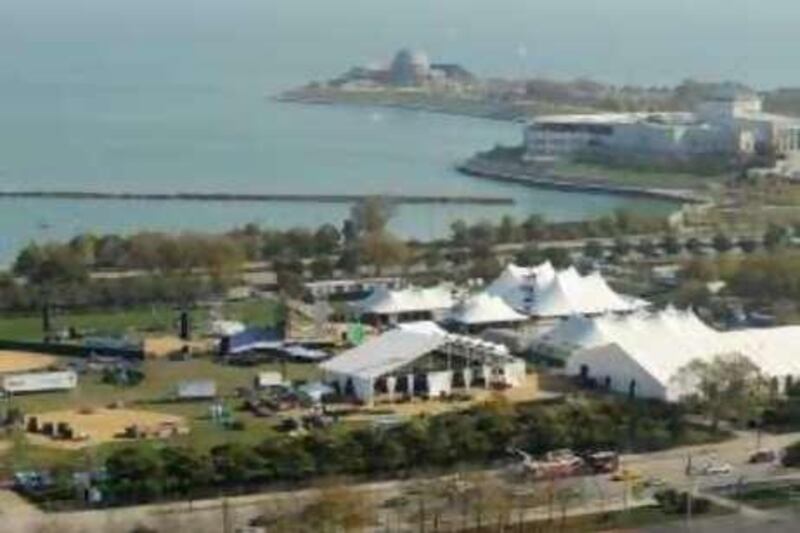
1 0 798 86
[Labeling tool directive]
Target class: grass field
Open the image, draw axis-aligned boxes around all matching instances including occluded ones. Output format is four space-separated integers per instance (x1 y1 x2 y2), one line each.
730 482 800 509
0 298 283 341
554 161 726 191
1 356 321 472
513 503 731 532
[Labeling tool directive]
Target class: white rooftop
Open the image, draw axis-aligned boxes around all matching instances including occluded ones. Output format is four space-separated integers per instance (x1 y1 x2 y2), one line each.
544 307 800 386
486 262 646 318
353 285 454 316
321 329 447 380
447 292 527 325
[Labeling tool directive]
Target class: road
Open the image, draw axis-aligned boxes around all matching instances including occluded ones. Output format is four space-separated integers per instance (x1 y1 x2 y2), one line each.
2 429 800 532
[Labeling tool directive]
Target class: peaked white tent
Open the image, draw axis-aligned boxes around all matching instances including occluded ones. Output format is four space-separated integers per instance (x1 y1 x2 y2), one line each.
486 262 646 318
352 285 455 323
546 307 800 401
446 292 527 328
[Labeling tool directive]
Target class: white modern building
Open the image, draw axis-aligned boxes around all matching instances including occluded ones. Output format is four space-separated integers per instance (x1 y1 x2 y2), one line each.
524 87 800 163
486 262 647 319
320 326 526 404
535 307 800 401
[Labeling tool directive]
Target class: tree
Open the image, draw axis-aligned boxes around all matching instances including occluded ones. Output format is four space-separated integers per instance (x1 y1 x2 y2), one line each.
738 237 759 254
313 224 341 255
349 196 395 235
310 257 334 280
522 214 547 240
301 484 374 533
636 238 656 257
660 234 682 256
583 240 604 260
515 245 544 267
763 223 789 250
160 446 213 496
672 354 765 433
358 230 409 276
104 446 165 503
712 232 733 253
613 238 632 258
497 215 521 243
542 247 572 268
450 220 469 247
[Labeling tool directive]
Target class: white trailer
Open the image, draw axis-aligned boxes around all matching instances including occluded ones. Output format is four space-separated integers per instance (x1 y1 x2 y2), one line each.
2 371 78 394
255 371 284 389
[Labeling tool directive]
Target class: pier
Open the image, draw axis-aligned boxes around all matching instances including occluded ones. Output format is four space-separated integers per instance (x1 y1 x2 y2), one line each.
0 190 514 206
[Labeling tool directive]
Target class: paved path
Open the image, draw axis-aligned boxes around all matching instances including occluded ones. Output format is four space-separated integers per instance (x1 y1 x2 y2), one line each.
3 429 800 532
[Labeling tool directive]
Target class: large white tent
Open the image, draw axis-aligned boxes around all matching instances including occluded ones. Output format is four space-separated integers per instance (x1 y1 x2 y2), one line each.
446 292 527 328
540 307 800 401
352 285 455 323
320 327 525 404
486 262 646 318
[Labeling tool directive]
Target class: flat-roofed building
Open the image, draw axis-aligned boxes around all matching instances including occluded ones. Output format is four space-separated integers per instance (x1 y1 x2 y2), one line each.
524 88 800 163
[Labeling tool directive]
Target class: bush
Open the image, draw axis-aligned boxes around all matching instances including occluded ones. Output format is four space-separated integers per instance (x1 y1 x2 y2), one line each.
782 440 800 467
654 489 711 515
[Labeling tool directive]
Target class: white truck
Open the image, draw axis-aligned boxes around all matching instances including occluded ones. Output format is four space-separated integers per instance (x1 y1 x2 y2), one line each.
1 370 78 394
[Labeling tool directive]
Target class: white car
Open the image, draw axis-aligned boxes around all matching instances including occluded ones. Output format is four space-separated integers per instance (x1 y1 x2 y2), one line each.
699 462 733 475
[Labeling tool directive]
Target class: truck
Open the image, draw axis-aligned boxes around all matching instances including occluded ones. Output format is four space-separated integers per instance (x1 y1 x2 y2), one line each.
1 371 78 394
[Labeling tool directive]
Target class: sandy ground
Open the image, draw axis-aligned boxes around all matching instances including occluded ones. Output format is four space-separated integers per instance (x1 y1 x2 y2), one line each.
0 439 11 456
0 351 59 374
25 408 187 450
142 336 214 358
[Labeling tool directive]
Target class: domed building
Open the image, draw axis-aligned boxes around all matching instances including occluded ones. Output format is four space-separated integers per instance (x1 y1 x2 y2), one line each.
389 48 431 87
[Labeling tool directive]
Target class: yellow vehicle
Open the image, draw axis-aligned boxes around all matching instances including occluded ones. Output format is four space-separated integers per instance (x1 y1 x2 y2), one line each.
611 468 643 482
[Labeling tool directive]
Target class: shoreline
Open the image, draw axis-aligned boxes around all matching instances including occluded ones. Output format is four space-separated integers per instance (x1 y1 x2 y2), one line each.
275 87 591 123
0 190 514 206
456 156 712 205
275 92 522 122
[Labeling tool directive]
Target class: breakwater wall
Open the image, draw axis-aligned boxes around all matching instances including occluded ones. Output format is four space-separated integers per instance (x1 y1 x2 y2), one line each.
0 190 514 206
457 158 711 204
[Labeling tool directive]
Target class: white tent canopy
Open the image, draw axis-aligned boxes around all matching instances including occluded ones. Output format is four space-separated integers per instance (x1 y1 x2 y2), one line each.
321 329 447 381
353 285 455 317
447 292 527 326
486 262 646 318
553 307 800 400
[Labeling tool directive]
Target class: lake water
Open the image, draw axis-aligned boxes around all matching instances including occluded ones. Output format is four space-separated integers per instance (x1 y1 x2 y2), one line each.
1 0 797 262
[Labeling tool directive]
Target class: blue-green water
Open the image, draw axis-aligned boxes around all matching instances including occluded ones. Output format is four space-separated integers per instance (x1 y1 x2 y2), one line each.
1 0 796 262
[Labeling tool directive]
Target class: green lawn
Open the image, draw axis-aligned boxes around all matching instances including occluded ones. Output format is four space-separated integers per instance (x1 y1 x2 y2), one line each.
730 483 800 509
553 161 726 191
1 356 321 472
0 298 283 341
511 503 731 532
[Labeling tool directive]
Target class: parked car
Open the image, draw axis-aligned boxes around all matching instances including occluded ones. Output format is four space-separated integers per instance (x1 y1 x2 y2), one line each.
748 449 778 464
698 461 732 475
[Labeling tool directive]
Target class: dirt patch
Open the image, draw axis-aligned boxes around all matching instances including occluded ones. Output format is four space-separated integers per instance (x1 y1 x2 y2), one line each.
0 440 11 456
143 336 214 358
25 408 188 450
0 351 59 375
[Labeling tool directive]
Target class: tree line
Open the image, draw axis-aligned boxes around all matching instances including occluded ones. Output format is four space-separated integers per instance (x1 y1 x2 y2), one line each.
4 201 667 310
80 396 710 507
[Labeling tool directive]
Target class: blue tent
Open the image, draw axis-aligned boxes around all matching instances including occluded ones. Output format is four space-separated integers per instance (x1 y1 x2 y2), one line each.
220 327 283 355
